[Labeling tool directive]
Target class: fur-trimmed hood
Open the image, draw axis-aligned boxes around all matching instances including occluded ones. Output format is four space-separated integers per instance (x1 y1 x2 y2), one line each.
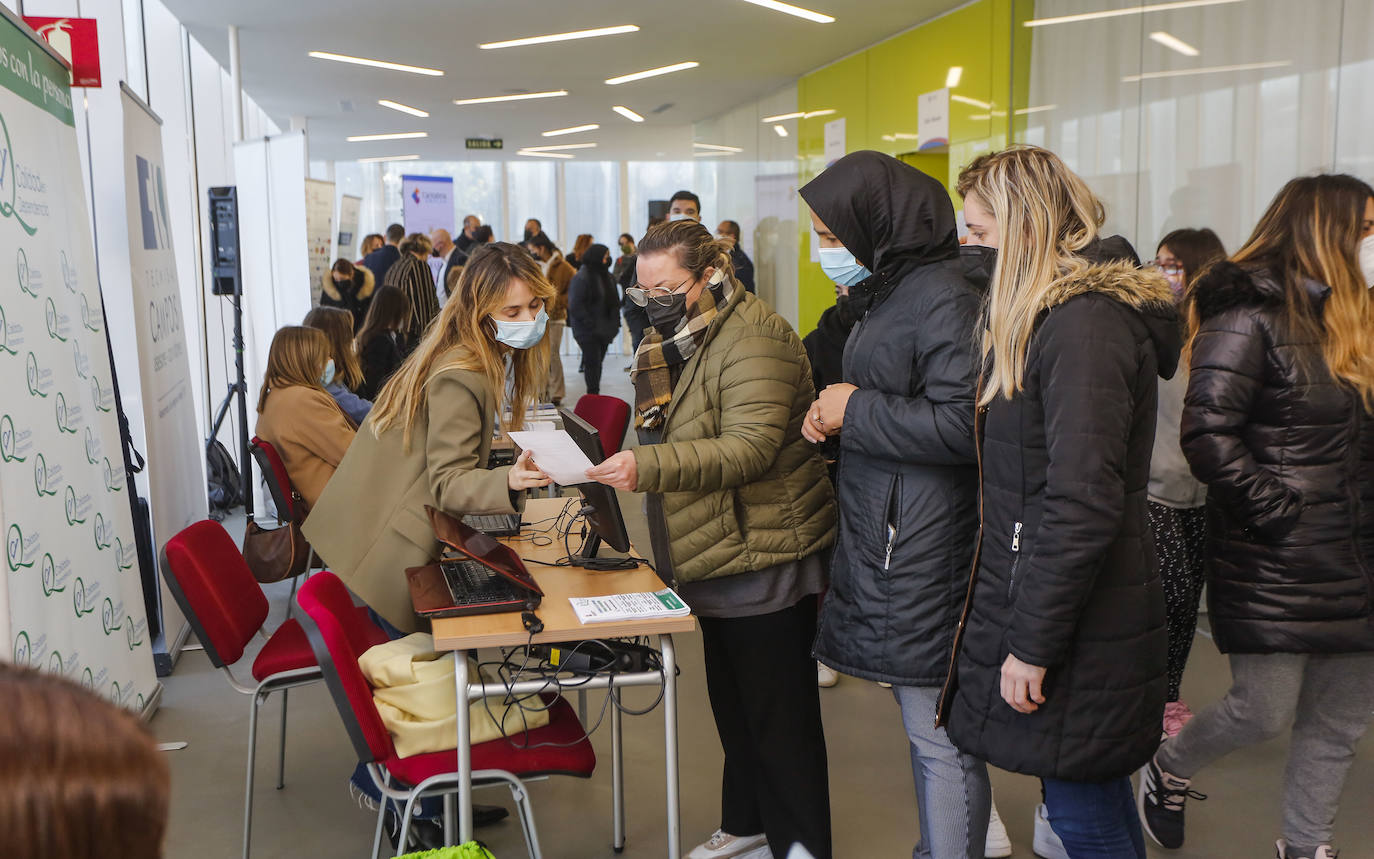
1191 260 1329 322
1043 259 1182 380
320 265 375 303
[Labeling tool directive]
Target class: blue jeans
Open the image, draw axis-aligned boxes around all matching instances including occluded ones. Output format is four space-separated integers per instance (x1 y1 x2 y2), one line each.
1041 776 1146 859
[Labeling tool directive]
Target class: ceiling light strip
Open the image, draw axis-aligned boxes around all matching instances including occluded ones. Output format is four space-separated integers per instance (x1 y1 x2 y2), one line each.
454 90 569 105
612 105 645 122
950 94 993 110
694 142 744 152
605 61 699 85
542 124 600 137
738 0 835 24
377 100 429 117
1025 0 1243 28
308 51 443 76
346 131 428 142
518 150 575 159
773 124 789 137
946 66 963 87
1122 59 1291 82
357 154 421 163
480 24 640 50
1149 31 1201 56
520 142 598 152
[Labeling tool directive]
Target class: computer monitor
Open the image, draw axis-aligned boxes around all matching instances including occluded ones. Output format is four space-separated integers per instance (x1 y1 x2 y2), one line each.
558 407 632 559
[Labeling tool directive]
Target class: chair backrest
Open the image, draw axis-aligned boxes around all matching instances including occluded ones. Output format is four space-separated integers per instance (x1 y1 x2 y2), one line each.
295 573 395 764
573 394 631 456
250 436 297 523
160 520 269 669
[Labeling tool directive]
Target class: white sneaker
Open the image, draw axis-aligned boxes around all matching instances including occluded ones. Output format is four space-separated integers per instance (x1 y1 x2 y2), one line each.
817 661 839 688
985 799 1012 857
1033 803 1069 859
687 830 769 859
1276 840 1338 859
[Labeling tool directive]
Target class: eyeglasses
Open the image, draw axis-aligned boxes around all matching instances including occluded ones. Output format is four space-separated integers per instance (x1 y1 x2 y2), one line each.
626 276 691 307
1149 259 1185 276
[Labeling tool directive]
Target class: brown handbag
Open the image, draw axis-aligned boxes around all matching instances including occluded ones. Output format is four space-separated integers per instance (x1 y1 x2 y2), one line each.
242 493 312 584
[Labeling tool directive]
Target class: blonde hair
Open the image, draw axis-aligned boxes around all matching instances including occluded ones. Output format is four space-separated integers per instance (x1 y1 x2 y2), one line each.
369 243 554 449
303 306 364 391
258 326 330 412
400 232 433 257
1188 174 1374 407
636 219 735 284
957 146 1106 405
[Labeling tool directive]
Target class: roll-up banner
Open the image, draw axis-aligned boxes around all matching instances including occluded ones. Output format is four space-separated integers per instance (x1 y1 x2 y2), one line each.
305 177 334 306
337 193 361 261
0 11 158 714
120 82 198 662
401 174 453 236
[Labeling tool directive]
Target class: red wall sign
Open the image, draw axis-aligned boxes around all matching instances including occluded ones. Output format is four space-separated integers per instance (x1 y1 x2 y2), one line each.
24 17 101 88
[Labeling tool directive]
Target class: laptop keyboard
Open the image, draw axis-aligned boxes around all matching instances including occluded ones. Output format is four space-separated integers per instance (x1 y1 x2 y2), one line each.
463 513 522 536
441 558 523 607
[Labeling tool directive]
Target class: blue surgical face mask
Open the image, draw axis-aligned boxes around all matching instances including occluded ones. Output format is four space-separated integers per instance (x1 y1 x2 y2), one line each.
819 246 871 287
490 306 549 350
319 358 335 387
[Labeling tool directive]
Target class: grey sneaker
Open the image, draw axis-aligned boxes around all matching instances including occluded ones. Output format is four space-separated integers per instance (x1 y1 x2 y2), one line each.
687 830 769 859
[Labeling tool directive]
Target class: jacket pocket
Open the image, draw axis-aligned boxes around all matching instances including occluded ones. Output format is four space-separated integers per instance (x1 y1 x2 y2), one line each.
1006 521 1024 602
882 474 903 571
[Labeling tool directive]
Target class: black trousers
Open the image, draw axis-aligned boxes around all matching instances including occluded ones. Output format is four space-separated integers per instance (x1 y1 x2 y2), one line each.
698 595 832 859
575 334 610 395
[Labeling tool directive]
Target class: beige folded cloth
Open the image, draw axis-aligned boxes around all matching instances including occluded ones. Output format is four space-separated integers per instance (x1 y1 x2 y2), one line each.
358 633 549 758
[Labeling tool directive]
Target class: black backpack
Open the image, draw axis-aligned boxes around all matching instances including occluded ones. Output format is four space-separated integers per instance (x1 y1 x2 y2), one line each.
206 440 244 520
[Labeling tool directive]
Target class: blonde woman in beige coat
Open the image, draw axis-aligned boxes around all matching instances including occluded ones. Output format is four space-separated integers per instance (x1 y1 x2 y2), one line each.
304 243 554 634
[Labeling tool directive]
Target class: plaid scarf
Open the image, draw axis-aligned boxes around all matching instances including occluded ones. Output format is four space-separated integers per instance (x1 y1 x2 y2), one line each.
631 280 732 430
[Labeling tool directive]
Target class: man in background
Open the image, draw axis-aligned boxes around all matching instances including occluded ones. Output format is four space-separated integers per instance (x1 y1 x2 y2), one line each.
668 190 700 222
717 219 755 294
430 228 466 300
454 215 481 255
526 232 575 404
523 218 542 243
363 223 404 284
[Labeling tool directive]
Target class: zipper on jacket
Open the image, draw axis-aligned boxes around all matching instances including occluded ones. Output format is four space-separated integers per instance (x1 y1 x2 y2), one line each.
884 524 897 571
882 474 902 571
1006 522 1023 600
1011 521 1022 552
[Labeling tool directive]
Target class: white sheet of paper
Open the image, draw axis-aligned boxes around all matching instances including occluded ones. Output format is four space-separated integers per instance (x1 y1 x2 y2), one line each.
507 429 597 486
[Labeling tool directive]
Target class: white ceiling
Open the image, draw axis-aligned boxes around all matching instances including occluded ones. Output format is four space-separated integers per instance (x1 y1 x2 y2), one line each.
161 0 963 162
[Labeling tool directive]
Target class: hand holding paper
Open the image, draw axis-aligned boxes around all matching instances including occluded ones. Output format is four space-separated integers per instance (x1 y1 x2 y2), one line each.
507 430 597 486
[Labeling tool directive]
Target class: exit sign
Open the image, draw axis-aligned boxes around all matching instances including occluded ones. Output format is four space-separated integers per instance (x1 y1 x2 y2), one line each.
465 138 503 150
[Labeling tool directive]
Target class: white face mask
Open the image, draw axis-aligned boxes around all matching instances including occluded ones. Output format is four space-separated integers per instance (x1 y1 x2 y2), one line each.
1360 234 1374 289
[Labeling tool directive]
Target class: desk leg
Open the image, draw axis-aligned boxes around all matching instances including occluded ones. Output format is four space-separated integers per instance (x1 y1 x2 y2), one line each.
611 684 625 852
454 651 473 845
661 634 681 859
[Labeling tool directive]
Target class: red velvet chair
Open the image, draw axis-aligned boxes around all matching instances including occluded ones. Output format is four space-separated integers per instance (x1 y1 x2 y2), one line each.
161 520 388 859
295 572 597 859
573 394 631 456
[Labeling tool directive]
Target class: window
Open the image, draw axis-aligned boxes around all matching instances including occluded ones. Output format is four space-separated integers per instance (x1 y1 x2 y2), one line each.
564 162 620 252
506 161 557 245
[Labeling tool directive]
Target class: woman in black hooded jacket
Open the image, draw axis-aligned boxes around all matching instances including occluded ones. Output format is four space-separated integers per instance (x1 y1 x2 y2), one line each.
799 151 990 859
566 243 620 396
942 146 1177 859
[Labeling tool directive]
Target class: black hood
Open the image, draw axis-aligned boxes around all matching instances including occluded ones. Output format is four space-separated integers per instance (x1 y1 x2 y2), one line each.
581 243 611 270
799 150 959 275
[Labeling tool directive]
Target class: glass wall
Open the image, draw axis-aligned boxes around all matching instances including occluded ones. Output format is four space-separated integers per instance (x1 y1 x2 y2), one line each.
627 161 700 235
564 162 621 251
505 162 558 245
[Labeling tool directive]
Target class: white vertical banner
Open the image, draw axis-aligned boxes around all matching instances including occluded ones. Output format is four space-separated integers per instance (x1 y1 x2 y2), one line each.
119 83 200 649
823 117 846 167
337 193 361 262
401 174 453 235
0 12 158 712
304 177 334 306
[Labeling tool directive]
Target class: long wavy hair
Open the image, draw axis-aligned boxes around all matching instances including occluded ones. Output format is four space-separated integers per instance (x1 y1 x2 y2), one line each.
303 306 364 391
957 145 1106 405
257 326 330 412
368 242 554 449
1186 174 1374 407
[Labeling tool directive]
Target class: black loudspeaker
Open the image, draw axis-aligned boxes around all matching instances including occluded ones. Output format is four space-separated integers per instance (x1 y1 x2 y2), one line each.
209 186 242 296
648 200 670 222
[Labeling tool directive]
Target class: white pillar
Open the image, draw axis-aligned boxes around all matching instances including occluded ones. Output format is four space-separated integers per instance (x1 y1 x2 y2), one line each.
228 25 243 142
555 160 568 248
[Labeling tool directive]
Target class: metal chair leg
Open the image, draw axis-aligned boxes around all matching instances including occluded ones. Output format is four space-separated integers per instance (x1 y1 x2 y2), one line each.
509 780 542 859
370 772 392 859
397 791 423 855
286 576 298 620
276 688 288 790
611 695 626 852
243 692 262 859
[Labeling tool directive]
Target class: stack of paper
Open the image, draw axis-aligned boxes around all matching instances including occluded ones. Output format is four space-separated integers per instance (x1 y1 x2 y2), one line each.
569 589 692 624
507 429 596 486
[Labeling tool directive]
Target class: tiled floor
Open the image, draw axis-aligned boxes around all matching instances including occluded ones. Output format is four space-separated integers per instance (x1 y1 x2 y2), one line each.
156 352 1374 858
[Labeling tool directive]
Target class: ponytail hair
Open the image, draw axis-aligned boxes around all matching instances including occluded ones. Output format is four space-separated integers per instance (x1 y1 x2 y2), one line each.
636 219 735 285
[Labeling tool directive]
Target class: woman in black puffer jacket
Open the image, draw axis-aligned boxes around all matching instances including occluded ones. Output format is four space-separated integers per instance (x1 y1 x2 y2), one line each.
941 146 1177 859
1139 175 1374 859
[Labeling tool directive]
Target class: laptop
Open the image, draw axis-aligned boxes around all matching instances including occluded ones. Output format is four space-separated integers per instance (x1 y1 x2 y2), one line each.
463 512 522 537
406 506 543 619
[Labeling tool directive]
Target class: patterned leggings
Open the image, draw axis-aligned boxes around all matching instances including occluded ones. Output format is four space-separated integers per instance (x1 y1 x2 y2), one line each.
1147 502 1208 702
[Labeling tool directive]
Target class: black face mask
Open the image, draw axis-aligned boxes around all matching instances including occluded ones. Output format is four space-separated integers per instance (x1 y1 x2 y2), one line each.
646 294 689 334
959 244 998 290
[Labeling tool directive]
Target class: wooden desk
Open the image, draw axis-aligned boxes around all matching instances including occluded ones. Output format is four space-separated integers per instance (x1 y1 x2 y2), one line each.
429 497 694 857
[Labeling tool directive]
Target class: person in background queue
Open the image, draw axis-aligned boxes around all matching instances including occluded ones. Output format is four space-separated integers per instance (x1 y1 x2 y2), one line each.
526 232 574 404
320 258 375 334
357 233 384 265
430 228 467 300
255 326 358 513
523 218 542 244
800 150 988 859
568 233 593 270
1143 227 1227 740
455 215 481 256
304 306 372 424
567 243 619 395
384 232 440 353
944 146 1178 859
1139 175 1374 859
717 220 755 294
355 285 412 401
587 220 836 859
363 223 404 284
668 190 701 222
304 242 553 634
